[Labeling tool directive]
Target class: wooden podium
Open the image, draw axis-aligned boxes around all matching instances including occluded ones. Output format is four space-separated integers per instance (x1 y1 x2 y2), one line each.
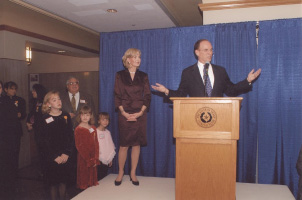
170 97 243 200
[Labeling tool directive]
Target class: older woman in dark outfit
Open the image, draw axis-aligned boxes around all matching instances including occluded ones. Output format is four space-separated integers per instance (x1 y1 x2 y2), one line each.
27 84 47 174
27 84 47 132
0 80 13 199
4 82 26 170
0 82 17 200
1 81 26 199
114 48 151 186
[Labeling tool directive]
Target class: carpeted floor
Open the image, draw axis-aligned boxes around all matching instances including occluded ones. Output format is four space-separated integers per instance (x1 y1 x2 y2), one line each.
13 162 81 200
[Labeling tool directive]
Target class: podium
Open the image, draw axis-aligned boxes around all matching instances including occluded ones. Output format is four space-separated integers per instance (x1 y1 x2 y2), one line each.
170 97 243 200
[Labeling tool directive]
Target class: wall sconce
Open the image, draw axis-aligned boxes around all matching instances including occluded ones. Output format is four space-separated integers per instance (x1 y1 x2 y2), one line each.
26 46 32 65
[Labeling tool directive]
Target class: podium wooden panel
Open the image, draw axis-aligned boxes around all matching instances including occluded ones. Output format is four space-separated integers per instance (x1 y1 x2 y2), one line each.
170 97 243 200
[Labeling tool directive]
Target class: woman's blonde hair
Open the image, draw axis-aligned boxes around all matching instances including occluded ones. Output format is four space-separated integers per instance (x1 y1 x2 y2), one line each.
76 105 95 125
122 48 141 68
42 91 60 114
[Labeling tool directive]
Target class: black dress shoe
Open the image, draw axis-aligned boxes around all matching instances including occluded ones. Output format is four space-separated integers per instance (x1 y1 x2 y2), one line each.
114 180 122 186
114 174 124 186
130 176 139 186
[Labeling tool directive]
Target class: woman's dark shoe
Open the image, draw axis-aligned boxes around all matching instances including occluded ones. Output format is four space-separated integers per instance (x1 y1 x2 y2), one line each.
114 174 124 186
130 176 139 186
114 180 122 186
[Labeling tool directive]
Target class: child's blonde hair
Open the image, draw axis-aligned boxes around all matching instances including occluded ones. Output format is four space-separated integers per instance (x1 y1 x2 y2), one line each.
76 105 95 125
42 91 60 114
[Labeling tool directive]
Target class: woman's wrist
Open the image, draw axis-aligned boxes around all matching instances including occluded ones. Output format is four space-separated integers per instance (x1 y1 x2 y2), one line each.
140 106 146 113
119 106 125 114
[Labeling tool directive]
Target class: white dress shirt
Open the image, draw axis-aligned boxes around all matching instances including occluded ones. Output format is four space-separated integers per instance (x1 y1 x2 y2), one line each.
197 61 214 88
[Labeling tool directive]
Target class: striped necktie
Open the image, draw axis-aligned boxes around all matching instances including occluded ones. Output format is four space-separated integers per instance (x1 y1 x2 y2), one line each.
203 63 212 97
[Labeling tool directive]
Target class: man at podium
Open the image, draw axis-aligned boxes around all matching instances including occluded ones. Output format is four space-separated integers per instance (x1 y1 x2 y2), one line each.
151 39 261 97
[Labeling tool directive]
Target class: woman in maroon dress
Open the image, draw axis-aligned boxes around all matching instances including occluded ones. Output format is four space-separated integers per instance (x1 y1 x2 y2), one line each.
114 48 151 186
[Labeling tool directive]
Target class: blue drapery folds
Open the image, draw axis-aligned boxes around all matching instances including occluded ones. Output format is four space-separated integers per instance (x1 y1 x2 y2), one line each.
257 18 302 198
214 22 258 183
99 18 302 197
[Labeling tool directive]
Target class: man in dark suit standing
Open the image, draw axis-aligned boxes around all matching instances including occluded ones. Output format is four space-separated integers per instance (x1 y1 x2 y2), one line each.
61 77 95 129
151 39 261 97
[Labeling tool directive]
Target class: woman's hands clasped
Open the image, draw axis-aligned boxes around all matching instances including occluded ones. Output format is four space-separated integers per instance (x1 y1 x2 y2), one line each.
122 111 143 121
54 154 69 164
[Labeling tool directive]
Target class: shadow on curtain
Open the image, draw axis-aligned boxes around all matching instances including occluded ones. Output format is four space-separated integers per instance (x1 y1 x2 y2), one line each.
257 18 302 198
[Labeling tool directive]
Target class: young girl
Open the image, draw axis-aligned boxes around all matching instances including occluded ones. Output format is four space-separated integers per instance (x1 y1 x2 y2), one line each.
74 105 100 189
40 91 74 200
96 112 116 180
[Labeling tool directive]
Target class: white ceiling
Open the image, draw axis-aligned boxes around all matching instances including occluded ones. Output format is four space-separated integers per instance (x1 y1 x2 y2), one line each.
22 0 176 33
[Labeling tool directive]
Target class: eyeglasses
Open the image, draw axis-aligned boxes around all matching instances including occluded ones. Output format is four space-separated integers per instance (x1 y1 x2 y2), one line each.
199 49 214 53
68 82 79 85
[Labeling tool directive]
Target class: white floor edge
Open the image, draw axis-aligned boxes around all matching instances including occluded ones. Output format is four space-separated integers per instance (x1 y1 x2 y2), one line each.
72 174 295 200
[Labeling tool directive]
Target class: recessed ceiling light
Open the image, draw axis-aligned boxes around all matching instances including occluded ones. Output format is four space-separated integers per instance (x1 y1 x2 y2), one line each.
107 9 117 13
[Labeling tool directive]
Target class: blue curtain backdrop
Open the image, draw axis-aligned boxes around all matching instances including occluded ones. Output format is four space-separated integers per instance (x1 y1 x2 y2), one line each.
257 18 302 197
213 22 258 183
99 22 258 181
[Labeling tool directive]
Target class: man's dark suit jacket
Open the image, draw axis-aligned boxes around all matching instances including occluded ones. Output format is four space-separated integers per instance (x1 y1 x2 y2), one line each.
168 63 252 97
61 91 95 128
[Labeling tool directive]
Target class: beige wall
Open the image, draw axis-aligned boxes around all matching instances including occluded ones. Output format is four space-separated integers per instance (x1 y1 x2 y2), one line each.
29 51 99 73
203 4 302 24
0 31 4 58
0 31 27 60
0 31 99 73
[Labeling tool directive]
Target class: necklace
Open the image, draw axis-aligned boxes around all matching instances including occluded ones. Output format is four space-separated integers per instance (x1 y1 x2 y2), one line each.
129 71 136 74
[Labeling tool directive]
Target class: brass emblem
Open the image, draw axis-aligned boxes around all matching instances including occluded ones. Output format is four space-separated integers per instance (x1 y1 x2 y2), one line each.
195 107 217 128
